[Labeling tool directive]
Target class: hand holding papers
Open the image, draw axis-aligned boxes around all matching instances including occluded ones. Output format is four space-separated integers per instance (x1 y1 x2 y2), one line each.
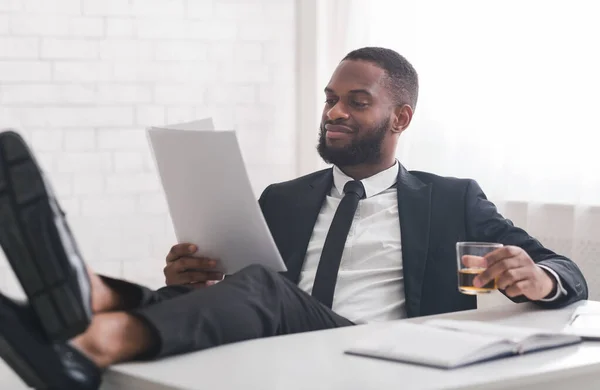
147 119 287 275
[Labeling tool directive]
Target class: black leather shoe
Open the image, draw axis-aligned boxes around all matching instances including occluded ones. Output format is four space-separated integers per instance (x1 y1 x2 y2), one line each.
0 130 92 342
0 293 101 390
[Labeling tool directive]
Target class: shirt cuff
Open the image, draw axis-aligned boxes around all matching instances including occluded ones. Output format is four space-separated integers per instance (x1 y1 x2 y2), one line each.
537 264 567 301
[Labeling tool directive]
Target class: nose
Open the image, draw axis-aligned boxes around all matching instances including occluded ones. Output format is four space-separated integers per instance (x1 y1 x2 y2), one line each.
325 101 349 122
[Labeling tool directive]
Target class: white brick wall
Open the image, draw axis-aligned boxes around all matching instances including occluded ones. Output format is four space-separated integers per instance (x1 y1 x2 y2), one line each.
0 0 296 294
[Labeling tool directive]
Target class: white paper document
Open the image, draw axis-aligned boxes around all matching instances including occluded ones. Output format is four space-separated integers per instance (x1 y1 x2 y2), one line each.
563 305 600 339
147 119 287 274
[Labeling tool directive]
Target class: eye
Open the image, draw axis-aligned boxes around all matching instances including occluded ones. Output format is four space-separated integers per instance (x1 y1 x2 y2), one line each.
351 101 368 108
325 98 337 106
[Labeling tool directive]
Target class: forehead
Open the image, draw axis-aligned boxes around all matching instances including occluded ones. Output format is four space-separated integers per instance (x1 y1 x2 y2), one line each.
326 60 387 95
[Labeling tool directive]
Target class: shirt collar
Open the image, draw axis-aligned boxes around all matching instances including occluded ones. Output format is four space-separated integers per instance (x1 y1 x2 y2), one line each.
332 160 399 199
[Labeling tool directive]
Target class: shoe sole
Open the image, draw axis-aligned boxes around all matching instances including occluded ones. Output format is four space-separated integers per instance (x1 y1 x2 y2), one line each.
0 130 92 342
0 295 100 390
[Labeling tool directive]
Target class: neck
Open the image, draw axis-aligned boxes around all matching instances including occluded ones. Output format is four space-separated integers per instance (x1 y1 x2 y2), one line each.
337 157 396 181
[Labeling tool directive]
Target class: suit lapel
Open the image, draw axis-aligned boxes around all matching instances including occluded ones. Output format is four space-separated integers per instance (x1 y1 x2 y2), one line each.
397 165 432 318
282 169 333 284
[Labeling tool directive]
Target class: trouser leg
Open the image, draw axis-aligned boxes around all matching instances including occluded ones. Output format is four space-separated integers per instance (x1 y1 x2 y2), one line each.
129 264 354 358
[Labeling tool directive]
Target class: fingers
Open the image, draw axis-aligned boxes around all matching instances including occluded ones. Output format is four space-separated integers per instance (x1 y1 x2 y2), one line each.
504 279 531 297
166 243 197 262
482 246 521 267
461 255 486 268
164 262 224 286
164 242 223 286
474 256 522 288
164 253 222 286
495 267 530 290
171 256 218 273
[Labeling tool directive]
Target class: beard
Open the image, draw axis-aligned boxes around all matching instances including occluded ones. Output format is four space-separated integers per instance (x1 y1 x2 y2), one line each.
317 117 390 167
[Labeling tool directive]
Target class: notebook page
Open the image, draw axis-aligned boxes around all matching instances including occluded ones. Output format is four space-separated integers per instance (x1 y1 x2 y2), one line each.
346 322 508 369
563 306 600 339
426 319 546 344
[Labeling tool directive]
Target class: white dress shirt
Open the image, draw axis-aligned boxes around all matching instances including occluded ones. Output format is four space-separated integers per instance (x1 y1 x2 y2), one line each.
297 161 565 323
298 162 404 324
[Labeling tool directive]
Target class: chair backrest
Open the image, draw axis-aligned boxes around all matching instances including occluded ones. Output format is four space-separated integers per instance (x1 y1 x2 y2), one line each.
498 201 600 301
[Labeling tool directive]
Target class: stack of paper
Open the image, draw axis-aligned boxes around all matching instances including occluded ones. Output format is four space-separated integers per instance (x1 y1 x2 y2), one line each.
146 119 287 275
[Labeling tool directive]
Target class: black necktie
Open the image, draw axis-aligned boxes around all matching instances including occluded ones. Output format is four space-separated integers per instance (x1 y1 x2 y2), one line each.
311 180 366 308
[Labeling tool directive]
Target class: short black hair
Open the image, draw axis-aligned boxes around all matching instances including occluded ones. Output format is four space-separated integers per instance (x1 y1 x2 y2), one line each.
342 47 419 109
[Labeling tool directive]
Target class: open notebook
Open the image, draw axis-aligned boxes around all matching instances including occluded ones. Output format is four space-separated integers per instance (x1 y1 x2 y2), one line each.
346 319 581 369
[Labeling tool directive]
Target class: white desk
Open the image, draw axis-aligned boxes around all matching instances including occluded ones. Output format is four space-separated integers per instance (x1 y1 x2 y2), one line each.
96 300 600 390
2 301 599 389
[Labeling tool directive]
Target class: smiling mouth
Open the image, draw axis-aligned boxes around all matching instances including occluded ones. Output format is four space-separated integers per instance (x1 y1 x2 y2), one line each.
324 124 354 133
325 129 352 140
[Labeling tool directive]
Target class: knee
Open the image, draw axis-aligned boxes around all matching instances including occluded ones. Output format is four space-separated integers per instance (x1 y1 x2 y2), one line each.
237 264 278 282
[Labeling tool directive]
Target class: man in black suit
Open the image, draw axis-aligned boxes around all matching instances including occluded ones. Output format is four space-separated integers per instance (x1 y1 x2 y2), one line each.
0 47 588 389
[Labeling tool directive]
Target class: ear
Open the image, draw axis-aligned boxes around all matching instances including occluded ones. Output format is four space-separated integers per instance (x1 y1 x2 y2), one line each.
391 104 414 134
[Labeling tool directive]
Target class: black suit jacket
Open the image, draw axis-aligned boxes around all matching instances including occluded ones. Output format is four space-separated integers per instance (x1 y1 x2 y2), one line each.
258 165 588 318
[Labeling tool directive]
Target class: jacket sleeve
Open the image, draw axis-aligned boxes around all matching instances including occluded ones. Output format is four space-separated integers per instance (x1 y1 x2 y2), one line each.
464 180 588 308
